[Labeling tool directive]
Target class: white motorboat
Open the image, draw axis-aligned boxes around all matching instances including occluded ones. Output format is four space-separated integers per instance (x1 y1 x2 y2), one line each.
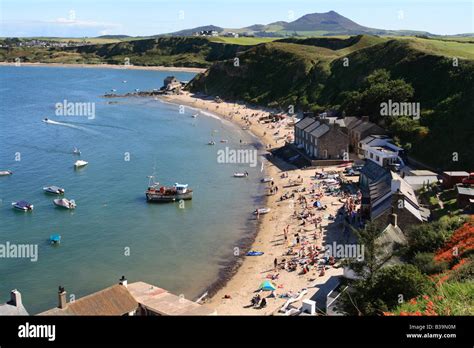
0 170 13 176
122 80 127 83
234 172 249 178
207 141 216 145
261 177 273 183
43 117 53 123
53 198 76 209
12 201 34 211
74 160 88 168
192 113 199 118
253 208 271 215
43 186 65 195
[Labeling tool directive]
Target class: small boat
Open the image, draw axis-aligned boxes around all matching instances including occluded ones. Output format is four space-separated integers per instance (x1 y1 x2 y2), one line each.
135 88 140 92
246 251 264 256
43 186 65 195
146 177 193 203
73 147 81 155
53 198 76 209
74 160 88 168
220 139 228 143
12 201 34 211
253 208 271 215
0 170 13 176
261 177 273 183
111 89 117 92
42 117 52 123
192 113 198 118
207 141 216 145
234 172 249 178
50 234 61 245
122 80 127 83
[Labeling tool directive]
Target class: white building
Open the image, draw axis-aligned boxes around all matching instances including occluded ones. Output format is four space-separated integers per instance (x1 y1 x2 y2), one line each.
360 135 404 169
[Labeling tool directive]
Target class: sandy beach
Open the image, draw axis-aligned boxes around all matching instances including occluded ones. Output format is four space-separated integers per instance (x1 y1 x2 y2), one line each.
163 92 359 315
0 62 207 73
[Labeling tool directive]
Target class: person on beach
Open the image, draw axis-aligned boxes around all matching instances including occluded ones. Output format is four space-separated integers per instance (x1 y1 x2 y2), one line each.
274 258 278 271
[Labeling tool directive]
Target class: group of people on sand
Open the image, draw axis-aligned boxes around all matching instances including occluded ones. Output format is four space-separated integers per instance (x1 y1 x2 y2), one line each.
247 168 357 310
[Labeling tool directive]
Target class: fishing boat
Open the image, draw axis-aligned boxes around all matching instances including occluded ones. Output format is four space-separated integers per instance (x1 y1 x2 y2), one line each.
0 170 13 176
253 207 271 215
261 177 273 183
43 186 65 195
12 201 34 211
50 234 61 245
234 172 249 178
73 147 81 155
53 198 76 209
74 160 88 168
146 177 193 202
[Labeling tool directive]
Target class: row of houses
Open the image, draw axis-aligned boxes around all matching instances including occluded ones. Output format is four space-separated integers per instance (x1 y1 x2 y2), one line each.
0 277 216 316
294 115 385 160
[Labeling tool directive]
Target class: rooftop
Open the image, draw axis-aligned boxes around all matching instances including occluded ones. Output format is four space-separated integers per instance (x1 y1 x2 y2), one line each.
409 170 438 177
128 282 216 315
457 186 474 196
443 171 470 177
39 284 138 316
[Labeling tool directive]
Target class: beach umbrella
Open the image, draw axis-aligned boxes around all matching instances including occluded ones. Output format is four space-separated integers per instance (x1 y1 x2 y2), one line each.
259 280 277 291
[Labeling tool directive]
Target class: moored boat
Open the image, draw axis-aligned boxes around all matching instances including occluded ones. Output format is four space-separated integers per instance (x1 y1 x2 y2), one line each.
0 170 13 176
207 140 216 145
253 207 271 215
43 186 65 195
74 160 88 168
261 177 273 183
12 201 34 211
73 147 81 155
146 177 193 202
234 172 249 178
53 198 76 209
50 234 61 245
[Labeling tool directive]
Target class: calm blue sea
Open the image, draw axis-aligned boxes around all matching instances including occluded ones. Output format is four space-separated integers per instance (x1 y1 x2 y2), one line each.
0 66 265 314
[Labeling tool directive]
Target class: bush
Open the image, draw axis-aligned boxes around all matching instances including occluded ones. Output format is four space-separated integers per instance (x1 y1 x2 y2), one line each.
412 252 448 274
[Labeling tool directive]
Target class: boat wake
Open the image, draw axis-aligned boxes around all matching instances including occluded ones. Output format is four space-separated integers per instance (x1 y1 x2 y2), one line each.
43 119 101 135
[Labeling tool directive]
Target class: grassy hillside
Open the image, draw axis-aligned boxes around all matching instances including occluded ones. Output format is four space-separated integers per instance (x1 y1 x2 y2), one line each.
188 35 474 169
188 41 338 106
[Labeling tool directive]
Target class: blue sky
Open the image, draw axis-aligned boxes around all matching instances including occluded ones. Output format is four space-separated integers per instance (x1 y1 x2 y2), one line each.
0 0 472 37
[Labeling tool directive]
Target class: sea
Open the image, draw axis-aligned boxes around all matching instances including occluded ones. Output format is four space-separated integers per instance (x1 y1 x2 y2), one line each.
0 65 266 314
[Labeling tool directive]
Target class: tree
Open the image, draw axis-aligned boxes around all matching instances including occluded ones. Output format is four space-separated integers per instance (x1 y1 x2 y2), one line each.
341 265 432 315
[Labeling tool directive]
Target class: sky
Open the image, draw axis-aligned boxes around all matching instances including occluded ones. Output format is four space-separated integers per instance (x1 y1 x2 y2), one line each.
0 0 472 37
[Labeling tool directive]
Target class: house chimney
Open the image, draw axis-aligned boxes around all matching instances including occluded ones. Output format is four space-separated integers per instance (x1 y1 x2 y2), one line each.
390 213 398 227
9 289 22 307
119 275 128 288
58 286 67 309
361 116 369 122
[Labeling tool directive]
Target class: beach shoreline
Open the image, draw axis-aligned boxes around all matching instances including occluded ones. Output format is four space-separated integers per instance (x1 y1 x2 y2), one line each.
160 92 353 315
0 61 207 73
